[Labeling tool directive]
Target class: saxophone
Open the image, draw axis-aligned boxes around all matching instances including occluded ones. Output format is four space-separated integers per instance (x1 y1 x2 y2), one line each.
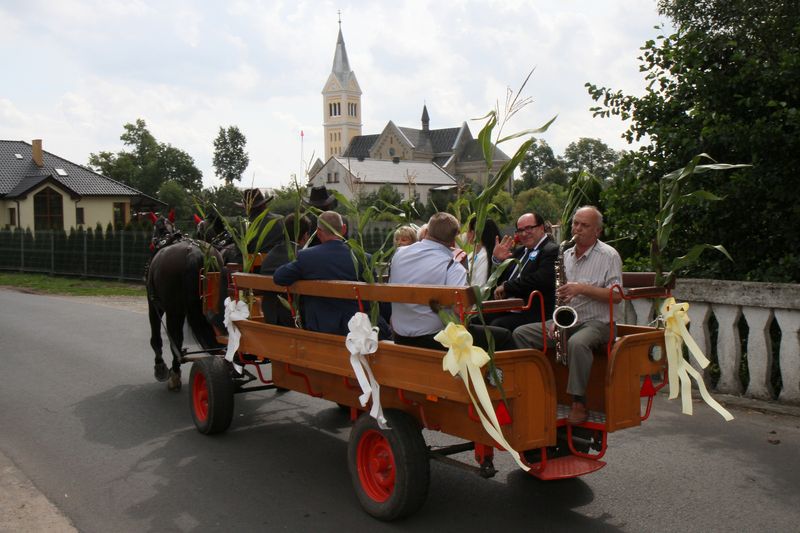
552 235 578 365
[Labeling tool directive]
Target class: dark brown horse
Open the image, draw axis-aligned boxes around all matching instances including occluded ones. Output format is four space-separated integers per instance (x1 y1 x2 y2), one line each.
146 215 224 390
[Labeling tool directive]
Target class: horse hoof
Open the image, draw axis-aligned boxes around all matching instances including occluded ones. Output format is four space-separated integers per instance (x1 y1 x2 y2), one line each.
167 370 182 391
154 362 169 382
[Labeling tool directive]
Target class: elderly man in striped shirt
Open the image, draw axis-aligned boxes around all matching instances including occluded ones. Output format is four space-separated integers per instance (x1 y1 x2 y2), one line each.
512 206 623 425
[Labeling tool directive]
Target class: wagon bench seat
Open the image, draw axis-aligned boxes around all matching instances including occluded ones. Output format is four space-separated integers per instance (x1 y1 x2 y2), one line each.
227 273 667 447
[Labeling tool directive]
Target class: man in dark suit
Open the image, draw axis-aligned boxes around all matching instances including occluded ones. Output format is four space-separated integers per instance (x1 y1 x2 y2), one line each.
488 212 558 331
273 211 368 336
260 213 311 327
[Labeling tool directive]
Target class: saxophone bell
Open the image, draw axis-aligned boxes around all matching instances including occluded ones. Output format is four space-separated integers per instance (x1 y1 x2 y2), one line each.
553 304 578 329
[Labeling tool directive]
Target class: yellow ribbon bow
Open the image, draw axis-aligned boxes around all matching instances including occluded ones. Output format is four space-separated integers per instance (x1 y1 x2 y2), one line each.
660 297 733 421
435 323 529 471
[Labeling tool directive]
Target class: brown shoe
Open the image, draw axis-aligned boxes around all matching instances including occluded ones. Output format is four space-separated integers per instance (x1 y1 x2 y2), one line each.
567 402 588 425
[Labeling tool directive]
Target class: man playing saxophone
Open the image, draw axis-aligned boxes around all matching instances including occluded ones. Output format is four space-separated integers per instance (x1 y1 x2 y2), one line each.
512 206 623 425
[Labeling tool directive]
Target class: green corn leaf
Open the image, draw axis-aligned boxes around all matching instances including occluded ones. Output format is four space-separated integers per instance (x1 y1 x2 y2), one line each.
496 115 557 144
668 243 733 274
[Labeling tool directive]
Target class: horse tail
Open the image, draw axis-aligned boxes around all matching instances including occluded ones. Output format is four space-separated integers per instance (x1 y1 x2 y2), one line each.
184 244 223 351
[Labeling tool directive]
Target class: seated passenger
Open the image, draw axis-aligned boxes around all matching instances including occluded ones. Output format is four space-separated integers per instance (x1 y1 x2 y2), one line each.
489 211 558 331
260 214 311 327
389 212 513 351
394 225 418 248
513 206 623 425
273 211 388 337
465 218 501 287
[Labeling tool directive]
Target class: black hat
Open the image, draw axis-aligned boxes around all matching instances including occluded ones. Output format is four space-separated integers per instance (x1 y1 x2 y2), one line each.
306 185 338 209
235 188 272 211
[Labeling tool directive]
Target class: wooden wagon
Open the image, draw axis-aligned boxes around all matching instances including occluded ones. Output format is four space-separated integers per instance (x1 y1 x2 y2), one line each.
188 270 669 520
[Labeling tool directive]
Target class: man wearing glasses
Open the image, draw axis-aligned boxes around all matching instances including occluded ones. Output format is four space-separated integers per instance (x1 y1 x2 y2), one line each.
488 212 558 331
512 206 623 425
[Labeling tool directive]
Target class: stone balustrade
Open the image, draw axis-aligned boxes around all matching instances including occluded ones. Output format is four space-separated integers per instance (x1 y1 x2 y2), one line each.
622 279 800 405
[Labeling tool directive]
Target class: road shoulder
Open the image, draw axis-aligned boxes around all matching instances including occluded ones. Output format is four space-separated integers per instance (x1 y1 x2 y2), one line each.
0 449 77 533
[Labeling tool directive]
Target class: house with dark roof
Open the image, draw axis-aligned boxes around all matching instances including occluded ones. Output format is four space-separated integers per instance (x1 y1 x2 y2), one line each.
342 106 511 189
1 139 160 231
311 23 510 203
308 156 457 206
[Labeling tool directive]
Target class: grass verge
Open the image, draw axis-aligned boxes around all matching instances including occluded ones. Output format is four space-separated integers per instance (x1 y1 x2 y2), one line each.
0 272 146 297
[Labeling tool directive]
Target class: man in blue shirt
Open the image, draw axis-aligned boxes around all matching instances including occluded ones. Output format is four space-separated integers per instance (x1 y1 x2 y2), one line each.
390 212 512 350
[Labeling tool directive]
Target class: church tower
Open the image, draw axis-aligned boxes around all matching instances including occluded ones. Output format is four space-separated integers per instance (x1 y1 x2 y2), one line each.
322 20 362 159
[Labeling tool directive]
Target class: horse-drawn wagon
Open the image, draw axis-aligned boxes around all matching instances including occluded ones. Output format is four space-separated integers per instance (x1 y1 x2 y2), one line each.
184 269 670 521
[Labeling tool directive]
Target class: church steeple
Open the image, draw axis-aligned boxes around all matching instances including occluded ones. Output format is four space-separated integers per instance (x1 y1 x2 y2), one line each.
331 28 351 84
421 104 430 132
322 17 362 159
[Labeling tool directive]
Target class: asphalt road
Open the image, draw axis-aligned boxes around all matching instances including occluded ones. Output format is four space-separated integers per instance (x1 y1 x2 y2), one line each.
1 288 799 532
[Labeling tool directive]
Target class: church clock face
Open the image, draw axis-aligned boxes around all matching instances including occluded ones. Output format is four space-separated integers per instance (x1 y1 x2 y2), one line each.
388 147 396 156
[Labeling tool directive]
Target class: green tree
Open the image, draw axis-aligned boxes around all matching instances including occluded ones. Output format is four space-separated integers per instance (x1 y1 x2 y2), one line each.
491 190 514 223
560 138 620 181
88 119 202 197
157 181 194 229
159 144 203 191
587 0 800 281
517 139 558 192
200 184 242 217
212 126 250 185
511 188 561 223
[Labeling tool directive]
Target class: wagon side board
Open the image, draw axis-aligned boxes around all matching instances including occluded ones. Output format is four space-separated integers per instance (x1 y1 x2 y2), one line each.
235 319 558 451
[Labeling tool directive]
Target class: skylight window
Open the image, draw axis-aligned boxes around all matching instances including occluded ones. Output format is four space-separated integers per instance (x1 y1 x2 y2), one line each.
55 168 68 176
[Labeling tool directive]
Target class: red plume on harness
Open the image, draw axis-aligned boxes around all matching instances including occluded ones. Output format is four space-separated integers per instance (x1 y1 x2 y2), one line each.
147 212 158 225
168 209 176 223
193 214 202 225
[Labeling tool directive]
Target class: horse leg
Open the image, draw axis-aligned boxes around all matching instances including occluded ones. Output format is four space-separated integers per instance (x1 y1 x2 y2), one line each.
148 300 169 382
166 312 185 391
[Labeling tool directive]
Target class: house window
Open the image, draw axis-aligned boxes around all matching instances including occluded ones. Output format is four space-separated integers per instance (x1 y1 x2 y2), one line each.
33 187 63 231
113 202 127 228
8 207 16 226
327 172 333 183
333 172 339 183
76 207 85 225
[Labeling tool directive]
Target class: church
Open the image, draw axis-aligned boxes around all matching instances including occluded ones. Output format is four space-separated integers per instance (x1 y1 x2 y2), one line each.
307 23 510 205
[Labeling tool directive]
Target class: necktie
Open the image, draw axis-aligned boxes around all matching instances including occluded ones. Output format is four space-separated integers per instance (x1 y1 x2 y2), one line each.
509 249 531 281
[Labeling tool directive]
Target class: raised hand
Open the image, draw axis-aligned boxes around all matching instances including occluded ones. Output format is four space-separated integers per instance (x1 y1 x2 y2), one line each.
493 235 515 261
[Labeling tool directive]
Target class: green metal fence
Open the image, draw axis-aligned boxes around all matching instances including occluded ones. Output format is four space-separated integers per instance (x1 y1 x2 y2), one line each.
0 228 152 281
0 223 398 281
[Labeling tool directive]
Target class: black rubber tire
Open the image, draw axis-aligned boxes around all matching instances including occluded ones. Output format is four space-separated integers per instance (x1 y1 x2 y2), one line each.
347 409 430 521
189 356 234 434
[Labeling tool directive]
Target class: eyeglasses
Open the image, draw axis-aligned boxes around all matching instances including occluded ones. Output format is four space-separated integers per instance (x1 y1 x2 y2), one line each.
515 224 542 234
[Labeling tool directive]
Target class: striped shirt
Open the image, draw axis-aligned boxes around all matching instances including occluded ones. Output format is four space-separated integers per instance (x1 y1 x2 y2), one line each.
563 239 622 324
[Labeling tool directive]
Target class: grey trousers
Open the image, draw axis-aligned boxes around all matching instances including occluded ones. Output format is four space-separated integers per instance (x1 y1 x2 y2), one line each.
512 320 611 397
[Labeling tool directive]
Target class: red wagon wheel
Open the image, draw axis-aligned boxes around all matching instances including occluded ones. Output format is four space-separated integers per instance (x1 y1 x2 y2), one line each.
347 409 430 521
189 356 234 434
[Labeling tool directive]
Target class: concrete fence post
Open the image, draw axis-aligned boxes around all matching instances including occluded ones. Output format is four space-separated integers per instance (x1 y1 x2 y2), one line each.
714 303 743 395
742 306 774 400
775 309 800 403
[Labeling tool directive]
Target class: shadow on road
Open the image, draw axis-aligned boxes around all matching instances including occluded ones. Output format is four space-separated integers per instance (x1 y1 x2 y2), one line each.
70 381 618 531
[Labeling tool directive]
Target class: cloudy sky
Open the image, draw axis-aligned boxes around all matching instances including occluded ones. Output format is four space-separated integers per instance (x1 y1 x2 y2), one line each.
1 0 671 190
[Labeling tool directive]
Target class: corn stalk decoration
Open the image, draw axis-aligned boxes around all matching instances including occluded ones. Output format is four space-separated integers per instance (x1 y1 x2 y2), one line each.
651 154 749 288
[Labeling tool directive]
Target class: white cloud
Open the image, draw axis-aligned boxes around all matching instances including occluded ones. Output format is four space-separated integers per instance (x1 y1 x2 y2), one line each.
1 0 670 189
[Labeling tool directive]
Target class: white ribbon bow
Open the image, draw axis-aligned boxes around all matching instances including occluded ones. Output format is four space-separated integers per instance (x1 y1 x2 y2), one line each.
436 322 529 471
223 297 250 373
661 297 733 421
345 312 388 429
